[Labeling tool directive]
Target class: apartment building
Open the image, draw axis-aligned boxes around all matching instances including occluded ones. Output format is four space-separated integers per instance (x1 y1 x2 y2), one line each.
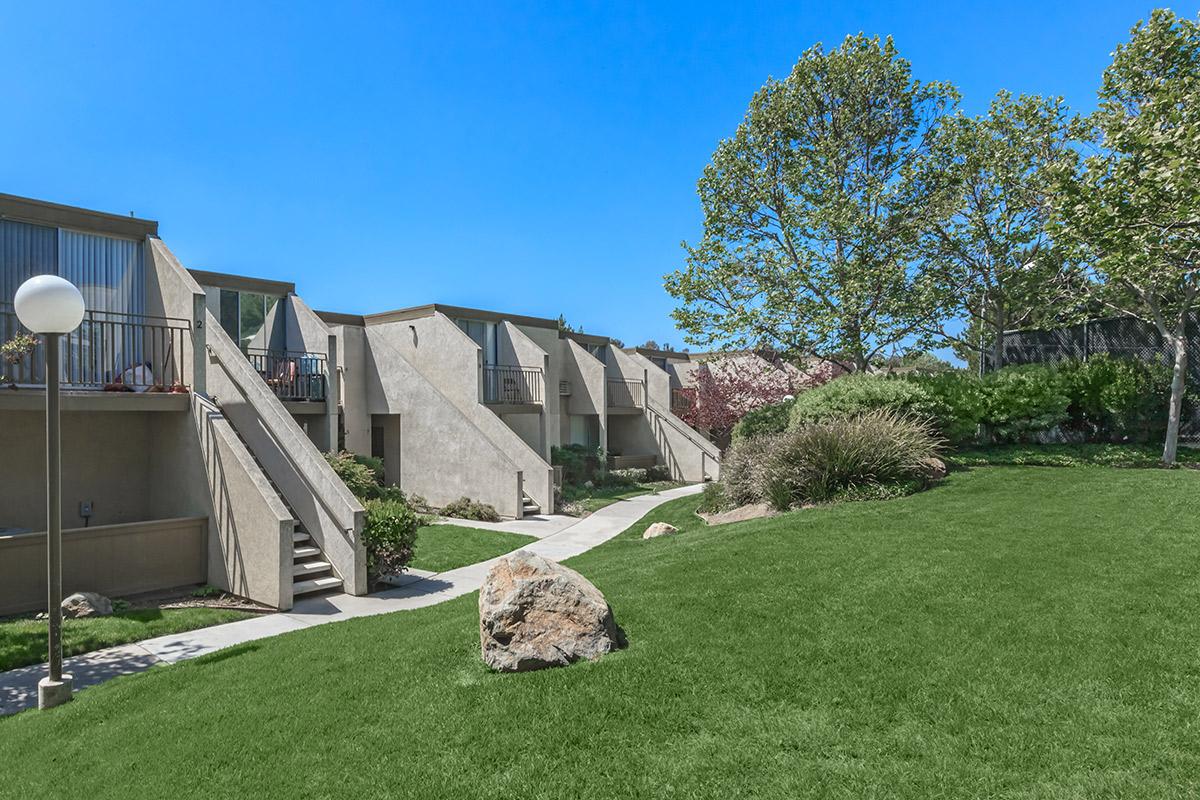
0 193 719 615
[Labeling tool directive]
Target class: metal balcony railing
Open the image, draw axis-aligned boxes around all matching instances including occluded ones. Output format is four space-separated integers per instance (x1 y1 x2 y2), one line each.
607 379 645 408
671 387 695 416
245 348 327 402
482 364 543 405
1 302 191 390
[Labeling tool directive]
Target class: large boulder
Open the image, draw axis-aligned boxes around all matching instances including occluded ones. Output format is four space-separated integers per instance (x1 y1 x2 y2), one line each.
479 551 625 672
61 591 113 619
642 522 678 539
699 502 778 526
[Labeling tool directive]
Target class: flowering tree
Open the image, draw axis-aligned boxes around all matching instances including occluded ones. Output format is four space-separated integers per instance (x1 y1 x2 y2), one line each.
678 355 841 443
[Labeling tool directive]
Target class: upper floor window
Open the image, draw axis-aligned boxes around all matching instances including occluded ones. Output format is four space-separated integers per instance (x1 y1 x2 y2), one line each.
1 219 144 315
455 318 498 365
209 289 282 351
586 343 607 364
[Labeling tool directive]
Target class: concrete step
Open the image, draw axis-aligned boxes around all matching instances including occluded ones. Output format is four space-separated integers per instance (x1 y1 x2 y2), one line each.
292 576 343 596
293 545 321 559
292 530 310 544
293 560 332 577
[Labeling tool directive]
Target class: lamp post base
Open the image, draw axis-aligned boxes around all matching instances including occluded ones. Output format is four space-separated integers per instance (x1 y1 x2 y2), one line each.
37 674 73 710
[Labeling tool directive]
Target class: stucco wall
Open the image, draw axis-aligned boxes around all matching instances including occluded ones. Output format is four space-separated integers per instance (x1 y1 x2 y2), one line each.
360 329 525 517
0 517 208 616
0 409 211 531
365 312 554 513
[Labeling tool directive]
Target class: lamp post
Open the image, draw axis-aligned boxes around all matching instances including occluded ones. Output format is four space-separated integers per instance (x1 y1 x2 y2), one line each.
14 275 86 711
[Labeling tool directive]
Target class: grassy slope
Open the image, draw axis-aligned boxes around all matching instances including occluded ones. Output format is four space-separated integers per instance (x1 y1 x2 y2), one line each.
0 608 255 672
951 441 1200 468
5 467 1200 798
410 524 537 573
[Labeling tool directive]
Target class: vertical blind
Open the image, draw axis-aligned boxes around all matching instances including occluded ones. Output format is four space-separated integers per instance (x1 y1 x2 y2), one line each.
0 219 145 315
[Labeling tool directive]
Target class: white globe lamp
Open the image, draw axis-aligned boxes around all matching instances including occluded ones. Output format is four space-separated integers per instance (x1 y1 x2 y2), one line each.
14 275 85 334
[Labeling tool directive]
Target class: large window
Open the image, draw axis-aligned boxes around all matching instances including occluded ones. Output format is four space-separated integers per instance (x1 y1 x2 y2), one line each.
213 290 282 350
455 318 498 365
586 343 607 364
1 220 144 314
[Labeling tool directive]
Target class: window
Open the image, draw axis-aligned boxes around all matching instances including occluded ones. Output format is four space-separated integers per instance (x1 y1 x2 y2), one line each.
1 220 144 315
215 290 283 351
455 318 498 365
586 343 607 364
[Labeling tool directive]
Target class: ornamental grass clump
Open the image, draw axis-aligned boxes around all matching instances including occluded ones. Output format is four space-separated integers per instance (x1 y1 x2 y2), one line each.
723 409 943 510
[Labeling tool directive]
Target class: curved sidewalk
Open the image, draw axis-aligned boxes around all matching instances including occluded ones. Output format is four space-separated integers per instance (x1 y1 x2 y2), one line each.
0 484 703 716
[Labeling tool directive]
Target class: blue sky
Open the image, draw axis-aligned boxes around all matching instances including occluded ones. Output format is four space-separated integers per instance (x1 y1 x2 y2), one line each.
0 1 1186 350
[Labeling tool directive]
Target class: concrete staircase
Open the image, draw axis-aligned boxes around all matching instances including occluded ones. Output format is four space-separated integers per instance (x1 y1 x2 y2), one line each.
291 525 343 597
521 492 541 517
226 413 344 599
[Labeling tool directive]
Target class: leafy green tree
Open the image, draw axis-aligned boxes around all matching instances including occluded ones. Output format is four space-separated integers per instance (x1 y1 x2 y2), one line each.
915 91 1079 371
665 34 958 372
1052 10 1200 465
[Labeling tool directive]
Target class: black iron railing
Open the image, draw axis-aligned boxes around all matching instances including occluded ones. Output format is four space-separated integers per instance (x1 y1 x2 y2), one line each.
244 348 328 402
607 379 645 408
483 364 543 405
1 303 190 390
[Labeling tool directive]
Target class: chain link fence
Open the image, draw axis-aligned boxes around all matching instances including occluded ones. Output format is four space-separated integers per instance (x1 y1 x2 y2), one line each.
998 313 1200 440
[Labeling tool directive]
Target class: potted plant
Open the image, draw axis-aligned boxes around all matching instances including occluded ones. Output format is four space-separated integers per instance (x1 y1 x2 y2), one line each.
1 333 39 389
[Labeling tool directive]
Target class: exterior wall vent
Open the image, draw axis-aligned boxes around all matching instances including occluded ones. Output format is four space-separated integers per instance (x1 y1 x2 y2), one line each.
559 380 571 396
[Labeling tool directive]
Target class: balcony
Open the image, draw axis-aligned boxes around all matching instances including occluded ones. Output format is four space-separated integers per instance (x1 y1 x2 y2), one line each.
1 302 191 392
482 364 543 407
671 387 695 416
245 348 327 403
607 379 644 409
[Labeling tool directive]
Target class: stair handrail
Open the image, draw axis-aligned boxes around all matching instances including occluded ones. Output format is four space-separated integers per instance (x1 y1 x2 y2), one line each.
645 396 722 462
205 323 362 536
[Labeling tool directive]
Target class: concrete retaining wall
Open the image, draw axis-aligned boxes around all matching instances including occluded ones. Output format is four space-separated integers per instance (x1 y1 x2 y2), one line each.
0 516 207 616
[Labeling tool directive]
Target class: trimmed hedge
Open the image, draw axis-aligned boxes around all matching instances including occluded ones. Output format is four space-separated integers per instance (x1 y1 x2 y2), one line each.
782 357 1176 446
732 399 796 443
363 498 419 580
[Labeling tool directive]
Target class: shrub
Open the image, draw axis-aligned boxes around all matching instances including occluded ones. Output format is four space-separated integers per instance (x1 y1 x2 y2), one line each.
363 498 419 580
325 451 381 500
978 365 1069 442
789 374 948 429
605 467 646 485
551 444 604 485
352 454 385 486
904 371 985 444
724 410 942 507
440 496 501 522
732 398 796 443
698 482 729 513
1056 355 1175 442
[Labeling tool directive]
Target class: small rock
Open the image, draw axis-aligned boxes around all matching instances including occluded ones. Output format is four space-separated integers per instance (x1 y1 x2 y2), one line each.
479 551 624 672
61 591 113 619
642 522 679 539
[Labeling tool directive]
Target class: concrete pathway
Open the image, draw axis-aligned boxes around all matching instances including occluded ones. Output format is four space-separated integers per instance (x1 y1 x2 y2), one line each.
0 484 702 717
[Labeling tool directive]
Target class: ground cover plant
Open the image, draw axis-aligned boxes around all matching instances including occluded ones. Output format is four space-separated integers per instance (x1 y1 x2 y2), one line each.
0 607 254 672
4 465 1198 798
409 524 537 573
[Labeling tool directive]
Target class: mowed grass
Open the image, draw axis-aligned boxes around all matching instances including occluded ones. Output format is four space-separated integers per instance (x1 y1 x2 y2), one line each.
0 607 255 672
5 466 1200 798
410 524 537 573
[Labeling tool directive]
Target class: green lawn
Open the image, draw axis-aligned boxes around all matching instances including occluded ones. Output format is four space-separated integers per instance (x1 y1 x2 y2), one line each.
5 466 1200 797
410 524 537 573
561 480 685 514
0 607 255 672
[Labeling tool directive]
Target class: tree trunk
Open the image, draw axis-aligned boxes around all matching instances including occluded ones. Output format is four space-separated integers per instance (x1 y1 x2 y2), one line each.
990 299 1006 373
1162 334 1188 466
